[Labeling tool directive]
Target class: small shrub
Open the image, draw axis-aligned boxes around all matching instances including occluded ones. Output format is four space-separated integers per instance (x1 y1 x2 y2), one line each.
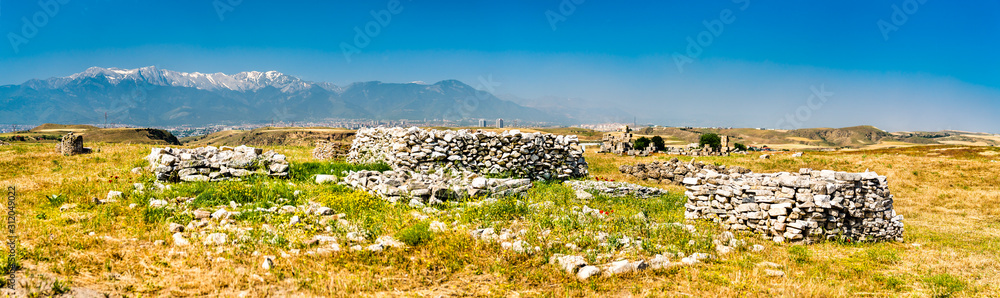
634 137 651 151
788 245 811 264
733 143 748 151
396 222 433 247
699 133 721 150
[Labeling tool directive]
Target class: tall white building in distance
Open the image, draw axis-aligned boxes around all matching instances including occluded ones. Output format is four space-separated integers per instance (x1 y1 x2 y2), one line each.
496 118 504 129
478 119 486 127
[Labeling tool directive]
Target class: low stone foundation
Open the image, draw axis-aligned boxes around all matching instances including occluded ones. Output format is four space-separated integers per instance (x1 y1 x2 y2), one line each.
145 145 289 181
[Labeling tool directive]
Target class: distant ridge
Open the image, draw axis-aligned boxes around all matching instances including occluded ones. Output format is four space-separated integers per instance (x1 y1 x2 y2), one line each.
0 67 562 126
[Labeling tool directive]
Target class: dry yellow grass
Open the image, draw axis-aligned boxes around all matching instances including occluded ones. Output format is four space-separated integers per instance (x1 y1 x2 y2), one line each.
0 143 997 296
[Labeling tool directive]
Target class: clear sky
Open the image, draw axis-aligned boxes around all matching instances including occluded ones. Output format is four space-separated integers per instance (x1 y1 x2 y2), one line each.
1 0 998 132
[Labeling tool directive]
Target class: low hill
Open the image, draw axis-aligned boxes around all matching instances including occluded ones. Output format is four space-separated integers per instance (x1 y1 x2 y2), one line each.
0 123 180 145
629 125 914 150
181 127 355 147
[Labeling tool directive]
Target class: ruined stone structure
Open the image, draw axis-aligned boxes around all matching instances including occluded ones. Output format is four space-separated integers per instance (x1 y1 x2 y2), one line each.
620 159 904 243
145 145 290 181
312 140 350 160
597 125 655 156
347 127 588 180
597 125 634 155
55 132 90 155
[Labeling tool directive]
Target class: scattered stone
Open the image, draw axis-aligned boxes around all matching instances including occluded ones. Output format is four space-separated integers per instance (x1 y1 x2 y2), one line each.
289 215 300 225
149 199 169 208
167 222 184 233
172 232 190 246
764 269 785 277
59 203 77 212
429 221 447 232
211 208 229 220
760 154 770 159
315 175 338 184
315 207 335 216
204 233 228 245
576 265 601 280
193 210 211 219
262 256 275 270
751 244 765 252
153 240 165 246
106 191 123 202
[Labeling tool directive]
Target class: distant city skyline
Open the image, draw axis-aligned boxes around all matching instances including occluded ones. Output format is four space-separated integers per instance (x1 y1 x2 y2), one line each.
1 1 997 132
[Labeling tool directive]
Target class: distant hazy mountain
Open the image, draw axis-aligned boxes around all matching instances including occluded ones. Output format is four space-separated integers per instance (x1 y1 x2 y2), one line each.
0 66 559 126
497 94 634 124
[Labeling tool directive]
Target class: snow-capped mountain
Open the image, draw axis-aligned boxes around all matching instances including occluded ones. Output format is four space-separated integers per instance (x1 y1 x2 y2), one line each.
35 66 317 93
0 66 561 126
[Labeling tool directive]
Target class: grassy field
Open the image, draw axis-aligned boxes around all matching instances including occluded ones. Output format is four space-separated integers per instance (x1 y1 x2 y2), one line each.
0 142 997 296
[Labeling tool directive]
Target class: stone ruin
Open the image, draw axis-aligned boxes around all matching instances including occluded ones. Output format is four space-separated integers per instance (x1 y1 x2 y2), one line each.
683 168 903 243
341 127 589 204
145 145 290 181
348 127 588 180
55 132 91 155
661 135 738 157
598 125 634 154
312 140 350 160
619 158 751 186
621 159 903 243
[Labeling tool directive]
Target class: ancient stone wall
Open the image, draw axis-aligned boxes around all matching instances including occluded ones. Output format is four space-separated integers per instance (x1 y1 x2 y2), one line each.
145 145 289 181
683 168 903 243
347 127 588 180
619 158 750 186
312 140 349 160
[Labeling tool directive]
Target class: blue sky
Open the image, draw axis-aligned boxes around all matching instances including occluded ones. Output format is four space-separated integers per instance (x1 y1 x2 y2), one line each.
1 0 998 132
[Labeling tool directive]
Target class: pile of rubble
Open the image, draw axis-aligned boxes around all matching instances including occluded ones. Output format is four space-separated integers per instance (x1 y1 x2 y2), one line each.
347 127 588 180
618 158 750 185
344 170 532 205
312 140 349 160
683 168 904 243
145 145 290 181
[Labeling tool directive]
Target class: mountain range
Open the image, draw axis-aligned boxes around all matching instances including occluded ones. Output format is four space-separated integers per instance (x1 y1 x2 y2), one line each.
0 66 569 126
